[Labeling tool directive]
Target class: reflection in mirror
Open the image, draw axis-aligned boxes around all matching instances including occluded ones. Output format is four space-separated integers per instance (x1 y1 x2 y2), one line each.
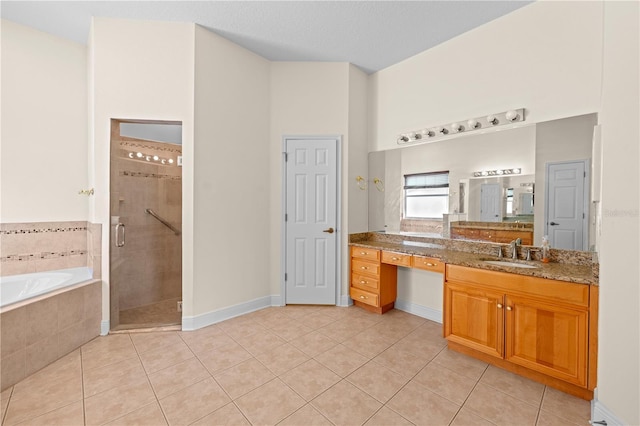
369 113 598 250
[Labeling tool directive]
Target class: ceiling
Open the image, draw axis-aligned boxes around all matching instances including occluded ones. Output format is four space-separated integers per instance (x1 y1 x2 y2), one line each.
0 1 531 74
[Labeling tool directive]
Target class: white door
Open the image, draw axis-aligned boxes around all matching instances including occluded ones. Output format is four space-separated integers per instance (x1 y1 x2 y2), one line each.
545 161 588 250
284 138 338 305
480 184 501 222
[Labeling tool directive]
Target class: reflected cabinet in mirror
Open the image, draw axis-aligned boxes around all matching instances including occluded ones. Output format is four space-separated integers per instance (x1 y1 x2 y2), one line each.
368 113 598 251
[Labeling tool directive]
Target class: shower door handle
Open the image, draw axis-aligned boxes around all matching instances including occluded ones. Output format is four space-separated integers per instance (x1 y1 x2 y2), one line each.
115 223 125 247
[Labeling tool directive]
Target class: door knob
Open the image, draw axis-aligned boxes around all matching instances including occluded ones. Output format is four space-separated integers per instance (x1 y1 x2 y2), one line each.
323 227 335 234
550 222 559 226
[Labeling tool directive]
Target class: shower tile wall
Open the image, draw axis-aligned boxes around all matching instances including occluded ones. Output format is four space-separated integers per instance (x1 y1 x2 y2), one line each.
110 137 182 322
0 221 102 278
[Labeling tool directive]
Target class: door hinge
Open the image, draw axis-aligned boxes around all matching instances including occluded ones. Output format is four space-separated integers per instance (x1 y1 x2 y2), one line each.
283 152 288 162
584 171 586 178
583 213 585 219
284 273 287 281
285 213 288 222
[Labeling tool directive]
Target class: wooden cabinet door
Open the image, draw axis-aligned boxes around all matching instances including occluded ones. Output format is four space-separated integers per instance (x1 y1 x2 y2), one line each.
445 282 504 359
505 295 588 387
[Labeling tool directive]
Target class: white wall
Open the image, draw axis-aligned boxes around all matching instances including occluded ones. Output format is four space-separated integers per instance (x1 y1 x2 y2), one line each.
596 1 640 424
88 18 195 322
347 64 369 234
269 62 351 300
368 1 603 152
192 25 271 315
1 20 88 222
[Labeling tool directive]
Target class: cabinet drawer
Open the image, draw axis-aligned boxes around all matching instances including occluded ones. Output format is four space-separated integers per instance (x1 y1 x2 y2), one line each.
351 273 379 292
350 287 379 307
351 259 380 276
412 255 445 273
382 251 412 267
351 247 380 261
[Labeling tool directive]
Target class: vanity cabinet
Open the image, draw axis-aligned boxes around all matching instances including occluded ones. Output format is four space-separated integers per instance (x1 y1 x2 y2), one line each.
350 247 397 314
451 227 533 245
444 264 596 398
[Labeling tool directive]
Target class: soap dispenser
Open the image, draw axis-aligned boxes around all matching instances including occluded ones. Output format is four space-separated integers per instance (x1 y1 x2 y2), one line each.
541 236 550 263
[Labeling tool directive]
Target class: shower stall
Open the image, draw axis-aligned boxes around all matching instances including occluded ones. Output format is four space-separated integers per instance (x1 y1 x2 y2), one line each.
109 119 183 330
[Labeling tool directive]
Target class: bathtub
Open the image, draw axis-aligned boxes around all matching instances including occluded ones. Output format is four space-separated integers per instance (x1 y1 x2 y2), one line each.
0 267 102 391
0 267 94 309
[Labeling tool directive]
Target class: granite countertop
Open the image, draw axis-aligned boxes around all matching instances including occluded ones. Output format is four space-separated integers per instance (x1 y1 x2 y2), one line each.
350 240 597 285
450 223 533 231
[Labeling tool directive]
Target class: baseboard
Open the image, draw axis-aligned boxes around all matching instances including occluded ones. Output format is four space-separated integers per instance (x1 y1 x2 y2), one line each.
270 295 283 307
181 295 274 331
592 397 627 426
338 295 353 307
100 320 110 336
394 299 442 324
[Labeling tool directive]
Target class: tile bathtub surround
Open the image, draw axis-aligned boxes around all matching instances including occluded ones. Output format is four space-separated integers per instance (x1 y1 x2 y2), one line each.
1 306 591 426
0 280 101 391
0 221 102 278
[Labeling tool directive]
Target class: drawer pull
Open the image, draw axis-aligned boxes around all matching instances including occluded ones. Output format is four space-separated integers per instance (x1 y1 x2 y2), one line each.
359 295 367 299
360 252 367 255
360 280 367 284
424 262 436 266
392 257 399 260
497 303 503 309
506 306 513 311
361 266 368 270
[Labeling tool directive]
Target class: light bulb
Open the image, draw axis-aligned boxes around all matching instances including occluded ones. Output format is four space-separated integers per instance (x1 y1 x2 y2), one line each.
168 159 174 164
505 110 519 121
513 168 521 174
128 153 134 158
161 159 166 165
451 123 463 133
487 115 498 125
496 170 504 175
438 127 448 135
145 156 151 161
481 171 489 176
136 152 143 158
467 119 480 129
153 155 159 161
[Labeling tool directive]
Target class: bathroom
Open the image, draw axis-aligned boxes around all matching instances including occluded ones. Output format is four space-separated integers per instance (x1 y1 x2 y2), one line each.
1 1 638 425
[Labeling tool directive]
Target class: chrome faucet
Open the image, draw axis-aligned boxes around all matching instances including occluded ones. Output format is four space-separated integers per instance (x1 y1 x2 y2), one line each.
510 238 522 259
497 246 503 258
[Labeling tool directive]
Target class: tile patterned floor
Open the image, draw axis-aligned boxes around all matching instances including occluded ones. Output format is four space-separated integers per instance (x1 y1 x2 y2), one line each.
0 305 591 425
118 298 182 329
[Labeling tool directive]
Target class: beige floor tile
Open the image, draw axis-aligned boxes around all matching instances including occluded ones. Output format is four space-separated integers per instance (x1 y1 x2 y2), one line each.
138 340 194 374
372 344 429 377
11 350 81 400
235 330 286 356
130 331 182 354
298 312 338 330
281 305 323 320
180 329 235 357
536 409 583 426
387 381 459 426
84 376 156 426
451 407 497 426
480 365 545 406
413 363 477 405
198 342 253 375
393 332 446 362
12 400 83 426
540 386 591 425
280 359 341 401
279 404 333 426
4 375 82 426
408 321 446 343
311 380 382 426
214 358 275 399
81 335 138 371
235 378 305 425
159 377 231 426
104 401 168 426
1 387 12 421
317 321 361 343
464 383 538 426
191 402 250 426
342 331 394 358
347 361 411 403
364 406 414 426
432 348 488 381
255 343 309 376
82 356 146 398
373 320 416 341
269 322 313 341
218 318 265 340
148 357 210 399
315 344 369 377
290 331 338 358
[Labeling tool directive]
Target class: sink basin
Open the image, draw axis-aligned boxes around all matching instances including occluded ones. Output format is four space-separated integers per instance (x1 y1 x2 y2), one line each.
482 260 539 269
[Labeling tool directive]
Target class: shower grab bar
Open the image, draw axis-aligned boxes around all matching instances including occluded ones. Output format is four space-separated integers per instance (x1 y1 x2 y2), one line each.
145 209 181 236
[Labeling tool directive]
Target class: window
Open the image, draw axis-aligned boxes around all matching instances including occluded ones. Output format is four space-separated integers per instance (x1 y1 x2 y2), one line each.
404 171 449 219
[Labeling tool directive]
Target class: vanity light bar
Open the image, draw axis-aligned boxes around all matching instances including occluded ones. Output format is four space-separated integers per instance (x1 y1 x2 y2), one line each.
473 168 522 177
125 150 175 165
397 108 525 145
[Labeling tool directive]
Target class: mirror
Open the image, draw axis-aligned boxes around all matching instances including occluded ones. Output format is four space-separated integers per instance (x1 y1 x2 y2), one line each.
368 113 598 250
